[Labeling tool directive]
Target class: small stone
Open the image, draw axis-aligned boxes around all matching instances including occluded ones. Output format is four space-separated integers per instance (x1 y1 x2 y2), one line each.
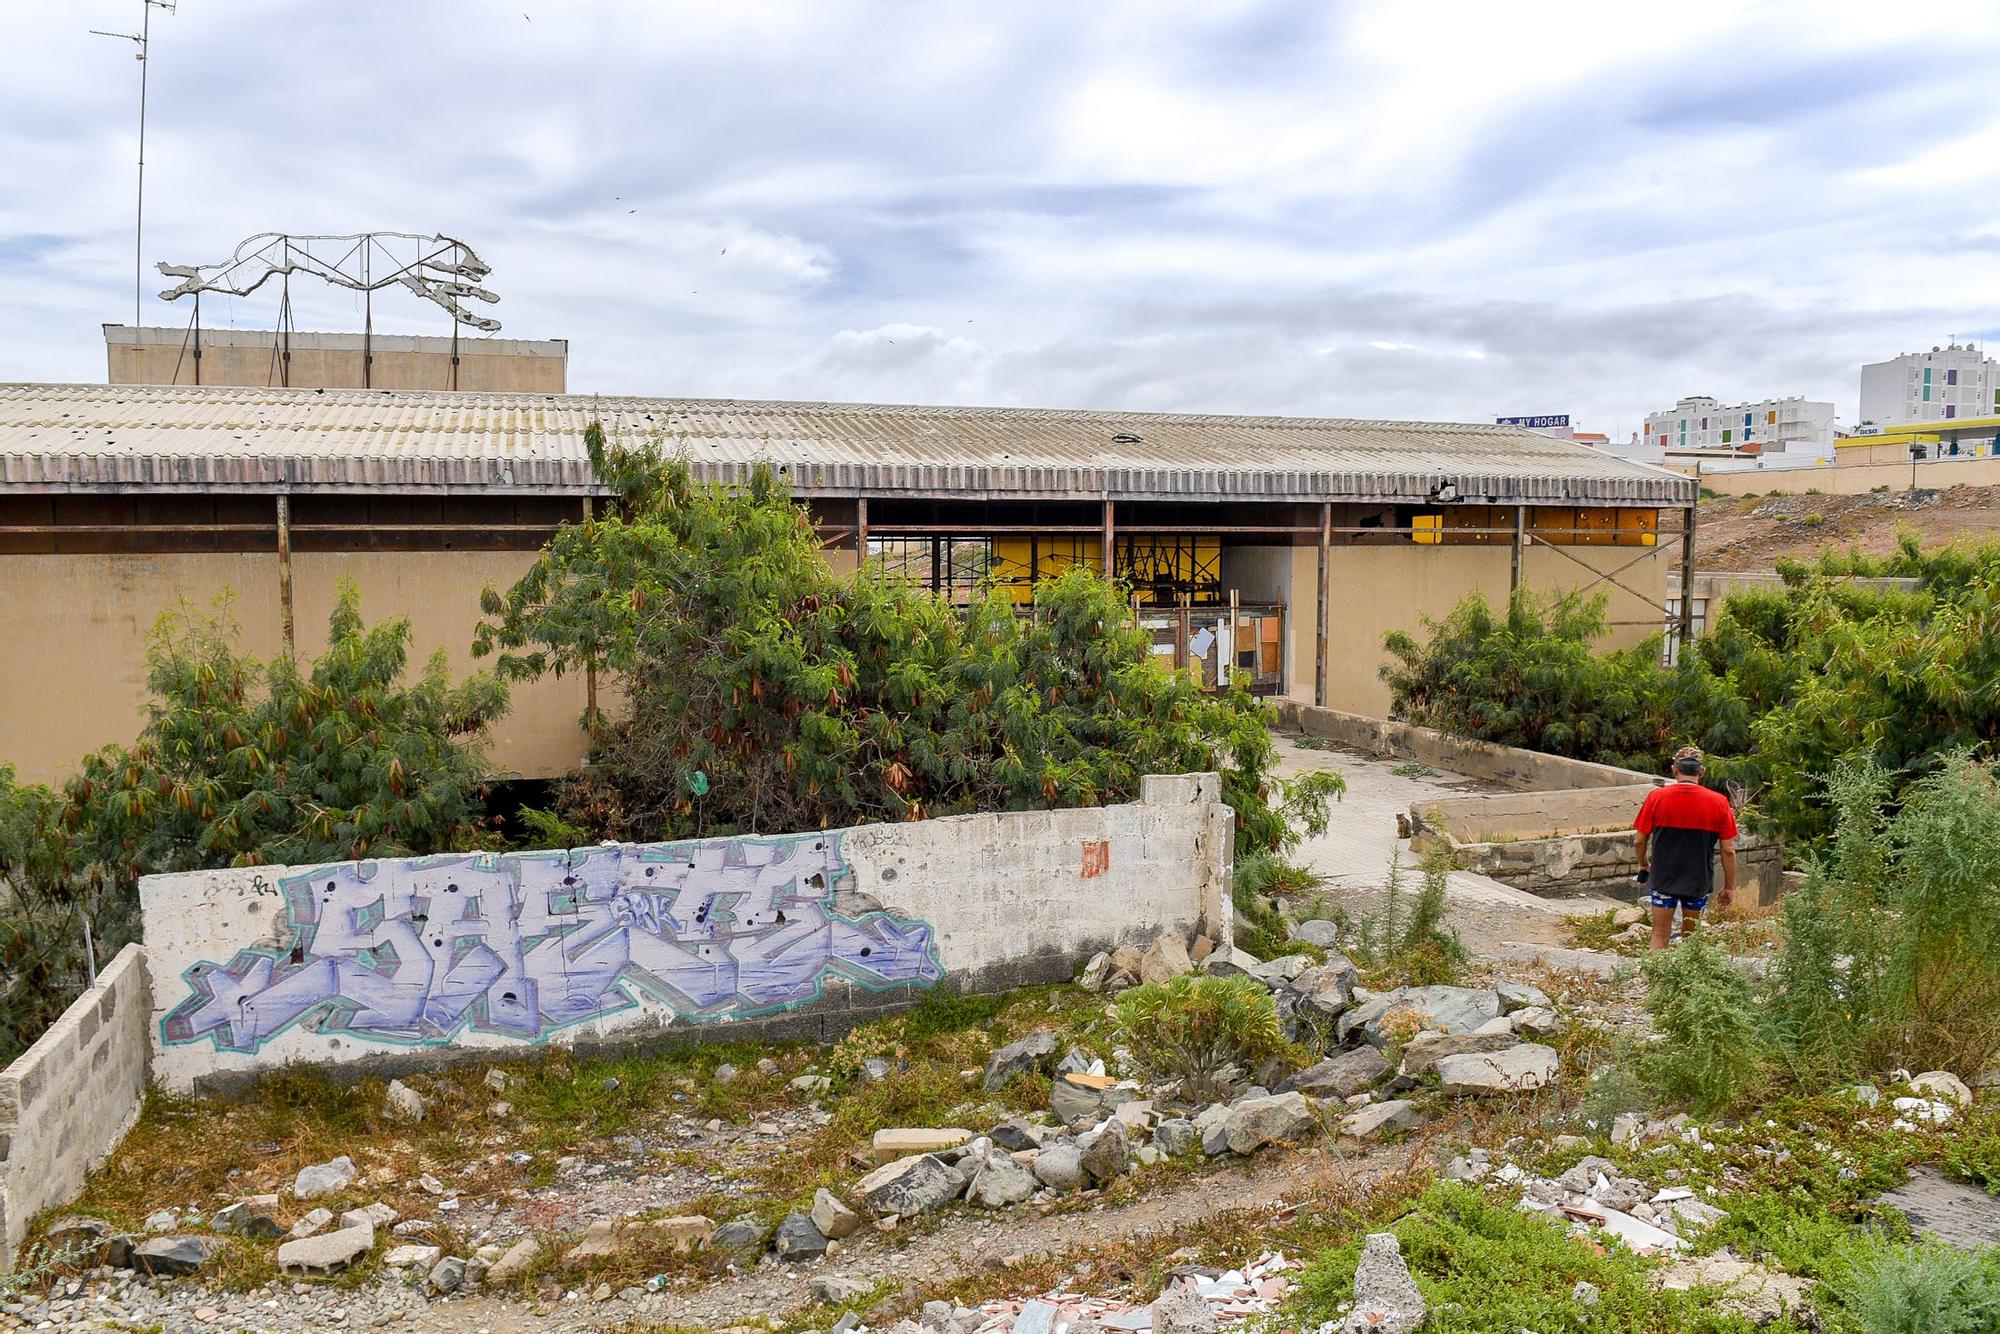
774 1214 829 1263
1079 951 1113 990
988 1118 1041 1153
967 1154 1040 1208
278 1222 375 1277
488 1100 514 1119
384 1244 441 1270
811 1188 863 1240
131 1235 216 1277
701 1218 760 1253
339 1203 398 1231
1290 919 1341 948
1571 1279 1600 1306
385 1079 427 1123
921 1298 957 1329
427 1256 467 1294
1223 1092 1319 1155
288 1207 334 1239
292 1155 356 1199
791 1073 833 1094
1345 1233 1427 1334
1848 1084 1882 1107
1140 934 1196 985
1153 1118 1197 1157
1612 906 1647 927
861 1057 893 1082
1610 1112 1646 1146
486 1235 542 1284
1910 1070 1973 1106
1200 946 1262 978
1509 1006 1561 1039
1031 1144 1083 1193
984 1030 1061 1091
484 1068 510 1093
1080 1118 1132 1183
713 1062 740 1084
142 1208 178 1233
1495 980 1550 1014
1338 1100 1423 1140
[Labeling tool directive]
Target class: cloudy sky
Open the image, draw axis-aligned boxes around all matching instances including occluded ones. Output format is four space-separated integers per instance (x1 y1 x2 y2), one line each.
6 1 2000 436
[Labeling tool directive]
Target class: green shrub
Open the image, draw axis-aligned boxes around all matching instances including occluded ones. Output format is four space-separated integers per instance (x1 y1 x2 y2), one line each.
1113 973 1285 1102
1818 1234 2000 1334
1352 848 1465 985
1637 935 1767 1114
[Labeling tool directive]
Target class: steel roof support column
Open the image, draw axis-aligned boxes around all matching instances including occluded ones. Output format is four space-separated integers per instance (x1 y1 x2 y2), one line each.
1510 504 1526 597
1101 496 1115 581
855 495 869 560
1677 503 1698 662
1315 501 1330 707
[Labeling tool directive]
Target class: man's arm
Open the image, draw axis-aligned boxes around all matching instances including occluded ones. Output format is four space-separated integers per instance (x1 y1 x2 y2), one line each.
1634 829 1650 872
1718 838 1737 906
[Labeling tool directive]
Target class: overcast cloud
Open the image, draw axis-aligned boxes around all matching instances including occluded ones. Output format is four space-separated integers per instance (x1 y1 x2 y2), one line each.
6 0 2000 436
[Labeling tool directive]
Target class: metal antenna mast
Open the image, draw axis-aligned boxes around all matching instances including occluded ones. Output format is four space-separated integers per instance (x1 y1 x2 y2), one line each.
92 0 177 328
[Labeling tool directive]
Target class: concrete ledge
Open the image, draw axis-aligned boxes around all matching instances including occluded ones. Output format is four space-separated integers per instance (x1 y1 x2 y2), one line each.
1415 824 1785 907
1274 701 1661 792
0 944 151 1271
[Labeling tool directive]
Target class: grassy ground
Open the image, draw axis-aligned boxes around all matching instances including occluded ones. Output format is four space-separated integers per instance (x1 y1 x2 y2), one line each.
1567 900 1788 958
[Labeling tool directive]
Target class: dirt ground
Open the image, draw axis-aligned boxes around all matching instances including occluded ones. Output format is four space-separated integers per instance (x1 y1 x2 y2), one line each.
1695 482 2000 571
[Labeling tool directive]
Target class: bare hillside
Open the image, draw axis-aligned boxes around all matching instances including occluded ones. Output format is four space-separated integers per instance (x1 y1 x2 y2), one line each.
1696 483 2000 571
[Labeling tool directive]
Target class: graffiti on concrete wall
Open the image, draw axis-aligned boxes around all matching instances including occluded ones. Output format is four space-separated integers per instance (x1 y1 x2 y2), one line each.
160 831 942 1053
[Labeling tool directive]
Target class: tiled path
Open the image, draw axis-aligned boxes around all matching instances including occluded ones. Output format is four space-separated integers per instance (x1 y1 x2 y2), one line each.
1271 732 1623 950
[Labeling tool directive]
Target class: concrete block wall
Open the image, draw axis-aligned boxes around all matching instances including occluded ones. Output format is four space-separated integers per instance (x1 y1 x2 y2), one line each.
0 945 152 1268
140 773 1232 1093
1274 702 1660 791
1421 825 1785 906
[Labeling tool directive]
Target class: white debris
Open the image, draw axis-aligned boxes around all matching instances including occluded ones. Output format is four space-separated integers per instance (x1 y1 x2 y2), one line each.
967 1253 1300 1332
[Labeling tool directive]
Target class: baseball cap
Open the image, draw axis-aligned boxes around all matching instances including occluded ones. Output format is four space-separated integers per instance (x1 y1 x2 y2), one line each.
1673 745 1703 773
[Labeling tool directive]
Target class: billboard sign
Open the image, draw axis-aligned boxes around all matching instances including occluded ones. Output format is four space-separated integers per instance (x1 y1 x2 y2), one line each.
1496 414 1570 428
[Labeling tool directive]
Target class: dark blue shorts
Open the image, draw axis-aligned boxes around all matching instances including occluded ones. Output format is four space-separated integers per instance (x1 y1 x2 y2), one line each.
1649 890 1710 913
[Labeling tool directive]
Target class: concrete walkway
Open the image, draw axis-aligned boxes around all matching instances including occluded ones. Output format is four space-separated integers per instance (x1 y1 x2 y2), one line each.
1272 732 1622 950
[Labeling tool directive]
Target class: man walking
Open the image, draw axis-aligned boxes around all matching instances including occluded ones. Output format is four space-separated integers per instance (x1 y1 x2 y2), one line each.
1633 746 1737 949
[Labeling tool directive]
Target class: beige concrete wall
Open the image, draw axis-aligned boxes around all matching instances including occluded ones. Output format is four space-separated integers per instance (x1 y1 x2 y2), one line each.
103 326 567 392
1315 542 1670 718
1700 454 2000 496
0 551 586 786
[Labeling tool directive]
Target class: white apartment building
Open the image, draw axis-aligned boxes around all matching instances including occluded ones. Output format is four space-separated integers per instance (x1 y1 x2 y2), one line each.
1858 344 2000 428
1641 395 1836 460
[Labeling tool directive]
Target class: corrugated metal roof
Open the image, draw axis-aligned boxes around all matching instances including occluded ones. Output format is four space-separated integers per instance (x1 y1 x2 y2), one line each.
0 382 1696 504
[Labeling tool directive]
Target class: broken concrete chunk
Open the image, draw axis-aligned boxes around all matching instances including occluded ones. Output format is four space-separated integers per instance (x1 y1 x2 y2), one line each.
339 1202 398 1231
384 1243 442 1270
278 1222 375 1277
1344 1233 1427 1334
811 1188 863 1240
287 1207 334 1240
385 1078 427 1123
872 1127 974 1163
984 1031 1061 1091
1150 1283 1218 1334
292 1155 356 1200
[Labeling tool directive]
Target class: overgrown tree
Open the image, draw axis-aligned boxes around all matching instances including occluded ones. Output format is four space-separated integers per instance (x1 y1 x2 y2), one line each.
477 423 1321 852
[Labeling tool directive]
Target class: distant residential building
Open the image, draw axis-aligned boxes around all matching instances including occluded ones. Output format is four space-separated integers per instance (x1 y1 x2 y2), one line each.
1858 343 1999 428
1641 395 1835 460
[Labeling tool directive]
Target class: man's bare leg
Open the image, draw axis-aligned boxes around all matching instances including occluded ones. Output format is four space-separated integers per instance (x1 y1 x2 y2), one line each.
1676 907 1703 943
1650 905 1675 950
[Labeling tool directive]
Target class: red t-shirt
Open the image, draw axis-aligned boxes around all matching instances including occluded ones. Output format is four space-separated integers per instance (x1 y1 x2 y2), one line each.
1635 782 1738 900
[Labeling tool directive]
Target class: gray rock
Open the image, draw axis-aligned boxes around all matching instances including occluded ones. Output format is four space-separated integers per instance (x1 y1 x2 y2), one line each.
1150 1284 1217 1334
708 1219 765 1252
1079 951 1113 990
278 1222 375 1276
1290 919 1342 948
1495 980 1550 1014
984 1030 1061 1091
1435 1043 1560 1095
1223 1092 1320 1155
292 1155 356 1199
1052 1074 1132 1124
920 1299 957 1330
483 1067 510 1093
142 1209 177 1233
811 1188 863 1240
131 1235 215 1277
854 1153 967 1217
1282 1047 1391 1098
1349 986 1502 1047
1032 1144 1083 1193
1847 1084 1881 1107
1080 1118 1132 1183
989 1118 1041 1153
1344 1233 1426 1334
1054 1047 1095 1078
1291 960 1360 1017
385 1078 427 1123
1338 1100 1423 1140
967 1154 1040 1208
45 1217 132 1269
1911 1070 1974 1106
1571 1279 1600 1306
1247 954 1315 988
1398 1029 1520 1077
713 1062 739 1084
1153 1118 1197 1157
1509 1006 1562 1039
774 1213 829 1263
427 1255 467 1294
1556 1157 1622 1194
1140 934 1196 985
1200 947 1262 978
861 1057 893 1082
385 1243 442 1269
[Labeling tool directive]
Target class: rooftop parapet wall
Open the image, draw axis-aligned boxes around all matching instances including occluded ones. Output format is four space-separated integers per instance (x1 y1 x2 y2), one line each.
139 773 1232 1093
0 944 151 1269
